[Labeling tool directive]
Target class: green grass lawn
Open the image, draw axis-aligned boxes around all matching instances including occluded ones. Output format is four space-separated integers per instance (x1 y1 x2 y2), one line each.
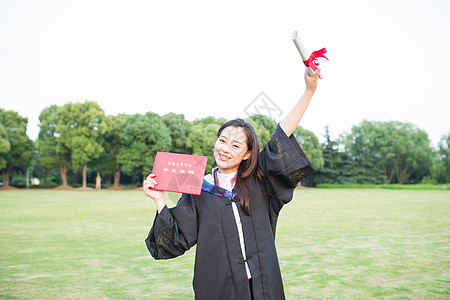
0 189 449 299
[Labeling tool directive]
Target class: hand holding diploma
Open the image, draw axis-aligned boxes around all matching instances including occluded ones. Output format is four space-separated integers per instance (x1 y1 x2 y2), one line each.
144 174 166 213
291 30 328 76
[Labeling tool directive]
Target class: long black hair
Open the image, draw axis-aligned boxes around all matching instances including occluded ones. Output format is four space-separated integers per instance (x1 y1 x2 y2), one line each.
214 119 263 215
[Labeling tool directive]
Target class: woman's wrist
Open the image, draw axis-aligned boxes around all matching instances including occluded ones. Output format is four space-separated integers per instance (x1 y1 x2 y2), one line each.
155 196 166 213
304 87 316 97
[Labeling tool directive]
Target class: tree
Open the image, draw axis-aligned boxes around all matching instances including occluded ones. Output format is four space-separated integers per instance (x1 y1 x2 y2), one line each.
31 140 58 186
0 109 33 188
57 101 107 189
293 126 324 170
247 114 277 147
162 113 192 154
186 117 226 173
38 105 72 188
95 114 128 189
0 124 10 170
345 121 433 184
431 133 450 183
245 118 271 150
344 122 385 184
439 133 450 182
118 112 171 184
311 126 343 185
388 122 432 184
248 114 277 134
372 121 431 184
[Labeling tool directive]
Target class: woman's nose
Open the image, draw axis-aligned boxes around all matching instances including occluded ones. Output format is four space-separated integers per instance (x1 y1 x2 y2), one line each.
221 143 231 153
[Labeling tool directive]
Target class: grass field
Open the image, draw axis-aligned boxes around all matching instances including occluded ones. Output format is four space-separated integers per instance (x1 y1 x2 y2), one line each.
0 189 449 299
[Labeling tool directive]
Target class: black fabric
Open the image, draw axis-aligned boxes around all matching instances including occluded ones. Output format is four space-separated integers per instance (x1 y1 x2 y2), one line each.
145 124 315 300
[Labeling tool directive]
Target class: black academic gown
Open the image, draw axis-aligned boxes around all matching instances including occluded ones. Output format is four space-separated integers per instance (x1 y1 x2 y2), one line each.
145 124 315 300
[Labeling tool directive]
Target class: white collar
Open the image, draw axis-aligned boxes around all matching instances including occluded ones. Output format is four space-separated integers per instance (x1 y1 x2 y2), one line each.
216 169 237 179
204 168 237 192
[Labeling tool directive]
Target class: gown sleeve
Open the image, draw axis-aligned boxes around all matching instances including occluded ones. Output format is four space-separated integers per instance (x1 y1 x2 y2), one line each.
258 124 315 215
145 193 198 259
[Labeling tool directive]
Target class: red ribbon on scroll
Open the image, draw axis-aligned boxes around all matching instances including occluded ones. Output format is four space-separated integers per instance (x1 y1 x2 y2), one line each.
303 48 328 71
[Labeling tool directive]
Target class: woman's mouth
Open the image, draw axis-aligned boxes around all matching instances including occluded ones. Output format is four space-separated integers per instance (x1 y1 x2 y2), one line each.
218 153 230 161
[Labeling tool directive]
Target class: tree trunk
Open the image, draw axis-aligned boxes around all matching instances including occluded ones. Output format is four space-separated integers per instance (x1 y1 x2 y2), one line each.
397 165 409 185
398 176 404 185
2 169 9 187
26 169 30 189
112 152 121 188
60 158 69 186
0 168 16 189
113 167 121 188
82 163 87 188
55 159 73 190
6 168 10 186
382 163 394 184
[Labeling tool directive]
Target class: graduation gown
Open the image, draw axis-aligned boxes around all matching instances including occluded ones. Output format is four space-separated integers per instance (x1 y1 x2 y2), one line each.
145 124 315 300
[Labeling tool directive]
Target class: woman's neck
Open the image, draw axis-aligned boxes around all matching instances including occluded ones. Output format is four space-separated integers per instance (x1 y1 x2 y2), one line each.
217 167 238 175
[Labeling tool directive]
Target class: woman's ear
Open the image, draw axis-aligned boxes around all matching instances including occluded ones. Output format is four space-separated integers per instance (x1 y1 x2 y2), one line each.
243 151 251 161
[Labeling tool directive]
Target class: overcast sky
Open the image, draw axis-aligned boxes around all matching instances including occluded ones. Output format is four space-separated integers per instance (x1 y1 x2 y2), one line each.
1 0 449 147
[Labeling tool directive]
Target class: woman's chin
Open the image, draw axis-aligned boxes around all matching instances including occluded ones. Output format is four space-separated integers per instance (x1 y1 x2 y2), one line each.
215 161 234 173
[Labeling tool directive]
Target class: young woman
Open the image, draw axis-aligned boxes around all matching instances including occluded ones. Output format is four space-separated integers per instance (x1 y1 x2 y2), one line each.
144 69 321 300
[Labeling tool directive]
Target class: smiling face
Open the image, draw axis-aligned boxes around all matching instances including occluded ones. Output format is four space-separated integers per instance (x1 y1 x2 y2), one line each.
214 126 251 174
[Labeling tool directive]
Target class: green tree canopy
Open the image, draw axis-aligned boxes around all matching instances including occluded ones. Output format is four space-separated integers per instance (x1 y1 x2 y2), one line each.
0 124 11 170
439 133 450 182
38 104 73 187
92 113 128 188
248 114 277 134
311 126 343 185
56 101 107 188
344 122 385 184
246 115 276 148
293 126 324 170
186 116 226 173
431 132 450 183
162 113 192 154
0 109 33 186
118 112 171 182
6 101 445 187
345 121 433 184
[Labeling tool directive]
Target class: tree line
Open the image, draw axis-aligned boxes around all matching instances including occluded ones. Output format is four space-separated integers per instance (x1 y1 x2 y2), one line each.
0 102 449 189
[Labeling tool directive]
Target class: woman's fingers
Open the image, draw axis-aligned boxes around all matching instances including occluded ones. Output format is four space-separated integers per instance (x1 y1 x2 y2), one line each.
144 174 158 188
305 68 320 93
144 180 157 188
143 174 165 203
144 180 158 190
315 68 321 79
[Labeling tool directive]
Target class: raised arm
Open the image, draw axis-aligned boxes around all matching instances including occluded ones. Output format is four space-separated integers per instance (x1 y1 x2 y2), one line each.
280 69 321 136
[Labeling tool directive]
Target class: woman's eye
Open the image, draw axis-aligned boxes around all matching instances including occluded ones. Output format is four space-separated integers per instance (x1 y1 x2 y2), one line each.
233 145 239 149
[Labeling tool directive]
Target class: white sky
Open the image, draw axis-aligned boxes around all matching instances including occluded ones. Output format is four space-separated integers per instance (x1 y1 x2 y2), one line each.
1 0 449 147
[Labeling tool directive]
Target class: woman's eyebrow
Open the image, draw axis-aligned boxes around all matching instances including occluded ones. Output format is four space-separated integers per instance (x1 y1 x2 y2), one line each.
220 132 244 144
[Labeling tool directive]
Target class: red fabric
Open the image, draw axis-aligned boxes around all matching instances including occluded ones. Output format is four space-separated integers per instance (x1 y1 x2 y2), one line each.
303 48 328 71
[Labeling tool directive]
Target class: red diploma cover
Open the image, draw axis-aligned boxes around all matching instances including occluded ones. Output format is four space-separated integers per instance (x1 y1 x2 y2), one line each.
151 152 208 195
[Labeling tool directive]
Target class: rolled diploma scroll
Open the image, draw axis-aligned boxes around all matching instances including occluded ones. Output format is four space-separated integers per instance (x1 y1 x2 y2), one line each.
291 30 315 76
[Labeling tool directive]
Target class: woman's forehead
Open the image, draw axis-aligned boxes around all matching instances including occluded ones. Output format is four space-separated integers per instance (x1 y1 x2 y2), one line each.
220 126 247 141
